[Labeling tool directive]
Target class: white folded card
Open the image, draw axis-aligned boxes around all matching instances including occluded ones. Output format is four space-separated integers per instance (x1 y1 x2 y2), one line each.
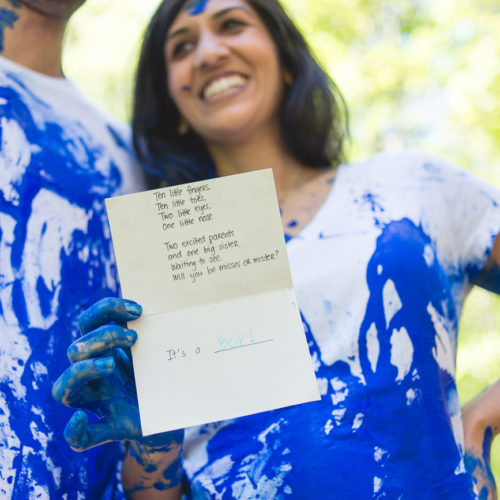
105 169 320 436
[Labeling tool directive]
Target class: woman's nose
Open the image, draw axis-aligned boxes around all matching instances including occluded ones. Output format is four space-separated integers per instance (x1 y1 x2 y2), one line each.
194 31 230 70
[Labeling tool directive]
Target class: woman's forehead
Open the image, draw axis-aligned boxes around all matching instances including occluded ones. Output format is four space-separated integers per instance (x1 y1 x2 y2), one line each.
183 0 209 15
169 0 254 35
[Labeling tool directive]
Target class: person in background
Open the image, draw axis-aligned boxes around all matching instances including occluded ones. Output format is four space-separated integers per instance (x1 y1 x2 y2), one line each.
0 0 146 497
52 0 500 498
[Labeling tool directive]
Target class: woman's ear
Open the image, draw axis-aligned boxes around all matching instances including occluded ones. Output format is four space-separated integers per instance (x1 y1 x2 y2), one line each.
283 69 293 85
178 117 190 135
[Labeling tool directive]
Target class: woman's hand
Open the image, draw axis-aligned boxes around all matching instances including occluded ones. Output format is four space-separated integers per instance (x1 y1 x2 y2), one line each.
462 380 500 500
52 297 182 451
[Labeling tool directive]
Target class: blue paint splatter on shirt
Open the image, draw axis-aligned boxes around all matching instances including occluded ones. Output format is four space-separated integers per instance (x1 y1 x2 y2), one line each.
0 69 129 498
184 219 477 499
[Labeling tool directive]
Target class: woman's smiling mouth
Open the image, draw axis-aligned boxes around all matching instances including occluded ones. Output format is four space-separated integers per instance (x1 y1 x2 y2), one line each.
202 74 249 101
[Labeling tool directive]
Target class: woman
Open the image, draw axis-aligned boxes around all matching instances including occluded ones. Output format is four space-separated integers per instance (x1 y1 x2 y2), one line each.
52 0 500 498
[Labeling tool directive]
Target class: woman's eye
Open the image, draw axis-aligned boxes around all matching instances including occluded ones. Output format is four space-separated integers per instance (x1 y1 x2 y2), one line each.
172 40 195 59
221 18 246 32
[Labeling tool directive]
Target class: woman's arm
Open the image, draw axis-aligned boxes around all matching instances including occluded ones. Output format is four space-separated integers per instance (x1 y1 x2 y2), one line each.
122 441 183 499
462 380 500 500
464 232 500 499
52 298 184 499
472 233 500 294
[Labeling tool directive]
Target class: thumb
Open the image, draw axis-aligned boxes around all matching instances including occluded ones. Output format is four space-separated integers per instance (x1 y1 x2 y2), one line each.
64 410 120 451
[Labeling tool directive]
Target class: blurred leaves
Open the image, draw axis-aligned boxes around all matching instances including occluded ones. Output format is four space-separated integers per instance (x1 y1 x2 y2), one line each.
284 0 500 182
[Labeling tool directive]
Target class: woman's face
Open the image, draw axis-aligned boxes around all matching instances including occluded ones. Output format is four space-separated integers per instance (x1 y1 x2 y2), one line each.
164 0 286 146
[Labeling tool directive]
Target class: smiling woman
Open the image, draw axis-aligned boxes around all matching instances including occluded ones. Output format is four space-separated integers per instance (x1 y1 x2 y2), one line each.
165 1 286 146
53 0 500 499
132 0 347 188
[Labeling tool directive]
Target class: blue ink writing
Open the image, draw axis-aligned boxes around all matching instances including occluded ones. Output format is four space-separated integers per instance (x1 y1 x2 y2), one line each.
215 328 274 353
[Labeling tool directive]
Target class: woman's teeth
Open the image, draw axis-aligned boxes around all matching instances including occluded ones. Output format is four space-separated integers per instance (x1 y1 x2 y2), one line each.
203 75 247 100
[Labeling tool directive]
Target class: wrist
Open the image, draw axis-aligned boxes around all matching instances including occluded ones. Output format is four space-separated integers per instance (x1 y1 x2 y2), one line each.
123 438 184 494
135 428 185 450
464 383 500 426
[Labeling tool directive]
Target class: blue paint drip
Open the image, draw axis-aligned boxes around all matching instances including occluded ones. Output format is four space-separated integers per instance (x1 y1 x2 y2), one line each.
479 486 489 500
154 482 167 491
0 6 19 52
287 220 298 228
184 0 208 15
162 455 184 486
483 427 493 458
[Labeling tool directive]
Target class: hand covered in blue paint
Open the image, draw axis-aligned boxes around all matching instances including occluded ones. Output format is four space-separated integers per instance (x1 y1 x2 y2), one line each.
52 297 183 452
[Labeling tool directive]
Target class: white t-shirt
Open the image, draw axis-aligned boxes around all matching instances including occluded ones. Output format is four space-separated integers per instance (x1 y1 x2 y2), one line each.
183 151 500 499
0 56 145 499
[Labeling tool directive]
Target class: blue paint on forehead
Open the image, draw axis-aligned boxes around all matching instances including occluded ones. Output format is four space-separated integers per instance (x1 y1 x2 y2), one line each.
184 0 209 15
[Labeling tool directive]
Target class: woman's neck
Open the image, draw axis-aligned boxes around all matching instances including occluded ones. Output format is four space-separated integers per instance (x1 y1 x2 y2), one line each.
207 128 322 202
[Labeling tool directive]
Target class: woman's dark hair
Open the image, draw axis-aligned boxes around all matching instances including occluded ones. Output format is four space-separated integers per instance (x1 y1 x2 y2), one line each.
133 0 349 187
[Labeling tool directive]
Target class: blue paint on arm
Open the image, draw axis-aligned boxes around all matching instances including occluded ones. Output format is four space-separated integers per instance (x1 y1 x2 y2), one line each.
464 427 496 500
125 439 184 494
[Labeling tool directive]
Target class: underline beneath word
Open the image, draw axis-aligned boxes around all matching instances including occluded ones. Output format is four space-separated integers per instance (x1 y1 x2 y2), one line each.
214 339 274 354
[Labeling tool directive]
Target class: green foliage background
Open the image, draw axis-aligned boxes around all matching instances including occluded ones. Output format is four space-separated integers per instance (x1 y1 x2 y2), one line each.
63 0 500 487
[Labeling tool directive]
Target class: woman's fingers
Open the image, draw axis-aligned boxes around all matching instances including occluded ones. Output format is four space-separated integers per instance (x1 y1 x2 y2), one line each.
78 297 142 334
67 324 137 363
64 411 120 451
52 357 115 405
114 346 135 380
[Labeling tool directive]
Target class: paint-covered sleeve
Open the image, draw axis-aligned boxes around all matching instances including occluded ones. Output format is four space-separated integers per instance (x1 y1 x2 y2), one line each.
432 158 500 283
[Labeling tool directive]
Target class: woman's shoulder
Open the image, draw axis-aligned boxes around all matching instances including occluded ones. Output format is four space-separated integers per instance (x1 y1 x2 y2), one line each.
343 149 456 173
339 149 478 188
